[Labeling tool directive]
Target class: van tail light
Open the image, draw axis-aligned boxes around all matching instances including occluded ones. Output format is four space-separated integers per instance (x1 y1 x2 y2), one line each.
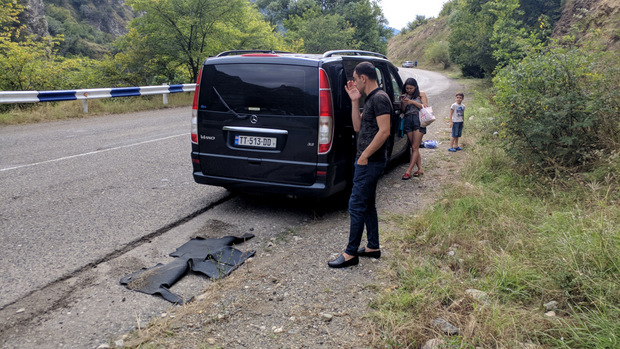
318 68 334 154
191 67 203 144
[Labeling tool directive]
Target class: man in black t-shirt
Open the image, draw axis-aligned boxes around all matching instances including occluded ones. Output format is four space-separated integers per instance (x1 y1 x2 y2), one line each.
328 62 392 268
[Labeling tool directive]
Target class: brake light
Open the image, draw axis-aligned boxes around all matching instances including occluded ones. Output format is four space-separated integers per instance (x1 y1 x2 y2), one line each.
191 67 203 144
318 69 334 154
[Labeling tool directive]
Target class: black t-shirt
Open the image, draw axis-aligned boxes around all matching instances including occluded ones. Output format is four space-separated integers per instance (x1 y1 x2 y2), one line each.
356 88 392 162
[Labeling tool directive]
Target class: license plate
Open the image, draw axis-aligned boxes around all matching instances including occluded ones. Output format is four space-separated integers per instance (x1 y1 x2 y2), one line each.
234 135 277 148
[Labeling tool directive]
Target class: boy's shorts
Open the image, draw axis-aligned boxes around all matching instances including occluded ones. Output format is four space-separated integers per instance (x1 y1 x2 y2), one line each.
403 113 427 134
452 122 464 138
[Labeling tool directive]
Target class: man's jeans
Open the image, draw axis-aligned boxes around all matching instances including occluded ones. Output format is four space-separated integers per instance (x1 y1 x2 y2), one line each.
345 159 386 256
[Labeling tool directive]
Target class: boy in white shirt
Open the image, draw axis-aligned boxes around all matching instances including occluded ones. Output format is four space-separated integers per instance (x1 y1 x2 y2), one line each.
449 92 465 152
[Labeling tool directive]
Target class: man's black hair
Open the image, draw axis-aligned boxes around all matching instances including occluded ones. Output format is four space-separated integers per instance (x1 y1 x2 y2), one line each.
354 62 377 81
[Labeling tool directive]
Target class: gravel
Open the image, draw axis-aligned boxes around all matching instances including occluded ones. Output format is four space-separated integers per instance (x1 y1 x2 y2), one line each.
119 77 465 348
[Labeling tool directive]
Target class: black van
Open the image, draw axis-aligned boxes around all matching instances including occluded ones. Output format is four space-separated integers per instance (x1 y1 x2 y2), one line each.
191 50 408 198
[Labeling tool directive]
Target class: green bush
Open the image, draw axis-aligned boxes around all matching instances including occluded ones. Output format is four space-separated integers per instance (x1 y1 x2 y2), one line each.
425 40 450 69
492 44 620 175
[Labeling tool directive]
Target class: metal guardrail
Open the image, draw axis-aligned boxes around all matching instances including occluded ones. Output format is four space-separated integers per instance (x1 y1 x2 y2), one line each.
0 83 197 113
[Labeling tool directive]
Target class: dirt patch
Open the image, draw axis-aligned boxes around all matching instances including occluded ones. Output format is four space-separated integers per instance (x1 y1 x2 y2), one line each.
120 79 469 349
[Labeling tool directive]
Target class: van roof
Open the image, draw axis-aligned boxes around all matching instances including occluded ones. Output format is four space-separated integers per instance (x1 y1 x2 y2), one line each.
213 50 388 60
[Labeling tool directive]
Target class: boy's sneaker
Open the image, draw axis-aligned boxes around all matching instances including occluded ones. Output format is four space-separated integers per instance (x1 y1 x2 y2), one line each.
456 147 462 151
449 148 457 152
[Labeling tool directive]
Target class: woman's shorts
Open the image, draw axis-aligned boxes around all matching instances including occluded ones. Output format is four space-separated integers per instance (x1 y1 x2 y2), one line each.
403 113 427 134
452 122 464 138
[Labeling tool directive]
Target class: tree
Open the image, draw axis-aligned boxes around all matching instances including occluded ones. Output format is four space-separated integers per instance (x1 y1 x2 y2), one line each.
426 40 450 69
1 0 21 28
448 0 497 77
123 0 286 83
448 0 564 77
493 44 619 173
489 0 529 69
341 0 391 53
284 7 358 53
255 0 316 25
0 0 58 91
257 0 390 54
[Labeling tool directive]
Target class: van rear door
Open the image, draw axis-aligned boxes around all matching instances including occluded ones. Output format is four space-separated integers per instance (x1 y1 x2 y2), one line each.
196 61 320 186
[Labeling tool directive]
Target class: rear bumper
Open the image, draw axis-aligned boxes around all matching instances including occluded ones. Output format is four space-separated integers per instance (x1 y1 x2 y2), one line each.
192 171 345 198
191 154 349 199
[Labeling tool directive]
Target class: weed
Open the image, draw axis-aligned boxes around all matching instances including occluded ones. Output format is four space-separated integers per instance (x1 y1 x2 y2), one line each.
372 80 619 348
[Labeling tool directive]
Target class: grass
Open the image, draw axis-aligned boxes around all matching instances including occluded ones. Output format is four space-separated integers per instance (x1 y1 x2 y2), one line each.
0 92 194 125
371 88 620 348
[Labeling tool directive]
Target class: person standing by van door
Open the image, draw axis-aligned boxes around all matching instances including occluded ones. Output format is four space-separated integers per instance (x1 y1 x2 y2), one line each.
400 78 428 179
328 62 392 268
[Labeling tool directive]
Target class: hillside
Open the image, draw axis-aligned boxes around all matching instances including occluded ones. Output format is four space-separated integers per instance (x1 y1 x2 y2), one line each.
553 0 620 51
387 16 450 68
20 0 134 58
388 0 620 69
16 0 620 62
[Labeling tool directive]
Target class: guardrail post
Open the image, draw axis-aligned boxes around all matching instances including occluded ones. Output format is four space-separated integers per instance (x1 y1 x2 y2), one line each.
162 83 168 105
82 99 88 113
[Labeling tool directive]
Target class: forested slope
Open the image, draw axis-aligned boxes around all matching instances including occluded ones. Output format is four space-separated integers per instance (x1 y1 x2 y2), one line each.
388 0 619 72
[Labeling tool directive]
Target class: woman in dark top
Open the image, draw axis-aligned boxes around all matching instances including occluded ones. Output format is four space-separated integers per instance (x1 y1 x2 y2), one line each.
400 78 428 179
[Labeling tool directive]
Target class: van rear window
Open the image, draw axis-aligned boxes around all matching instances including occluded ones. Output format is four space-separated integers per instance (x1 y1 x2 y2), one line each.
201 64 319 116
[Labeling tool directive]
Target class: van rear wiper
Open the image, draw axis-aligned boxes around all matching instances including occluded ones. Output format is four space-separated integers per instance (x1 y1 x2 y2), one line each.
212 87 248 119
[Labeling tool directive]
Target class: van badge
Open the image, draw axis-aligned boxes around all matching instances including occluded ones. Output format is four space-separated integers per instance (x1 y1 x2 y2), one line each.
250 115 258 124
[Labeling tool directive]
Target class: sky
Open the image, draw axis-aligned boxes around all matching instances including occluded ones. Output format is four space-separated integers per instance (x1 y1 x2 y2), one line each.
379 0 448 30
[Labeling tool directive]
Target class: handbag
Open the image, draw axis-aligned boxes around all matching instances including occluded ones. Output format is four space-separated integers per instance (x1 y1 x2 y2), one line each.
419 107 436 127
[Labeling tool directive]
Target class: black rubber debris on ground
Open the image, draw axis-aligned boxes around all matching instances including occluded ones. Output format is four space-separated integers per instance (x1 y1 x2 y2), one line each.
120 234 255 304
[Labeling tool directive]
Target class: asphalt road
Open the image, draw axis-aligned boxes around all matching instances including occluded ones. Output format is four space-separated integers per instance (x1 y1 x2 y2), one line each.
399 67 452 97
0 68 454 348
0 108 226 308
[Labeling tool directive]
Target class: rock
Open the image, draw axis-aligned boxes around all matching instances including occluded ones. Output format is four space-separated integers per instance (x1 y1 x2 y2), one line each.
545 311 556 317
543 301 558 311
466 289 491 305
273 327 283 333
22 0 50 38
432 318 460 335
114 338 124 347
319 312 333 322
207 338 216 344
16 308 25 314
446 250 455 257
96 344 110 349
421 338 446 349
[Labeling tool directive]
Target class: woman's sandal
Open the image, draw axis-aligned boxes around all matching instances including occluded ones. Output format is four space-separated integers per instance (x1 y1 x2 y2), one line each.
413 171 424 177
402 173 411 180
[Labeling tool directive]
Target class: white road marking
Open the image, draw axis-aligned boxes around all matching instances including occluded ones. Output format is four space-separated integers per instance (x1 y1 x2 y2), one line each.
0 133 187 172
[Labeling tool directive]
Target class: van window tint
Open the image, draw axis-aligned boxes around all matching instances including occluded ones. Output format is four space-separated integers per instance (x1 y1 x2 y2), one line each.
201 64 318 116
389 69 402 103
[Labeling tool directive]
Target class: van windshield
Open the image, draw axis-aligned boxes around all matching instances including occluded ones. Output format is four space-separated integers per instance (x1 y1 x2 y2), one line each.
201 64 319 116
